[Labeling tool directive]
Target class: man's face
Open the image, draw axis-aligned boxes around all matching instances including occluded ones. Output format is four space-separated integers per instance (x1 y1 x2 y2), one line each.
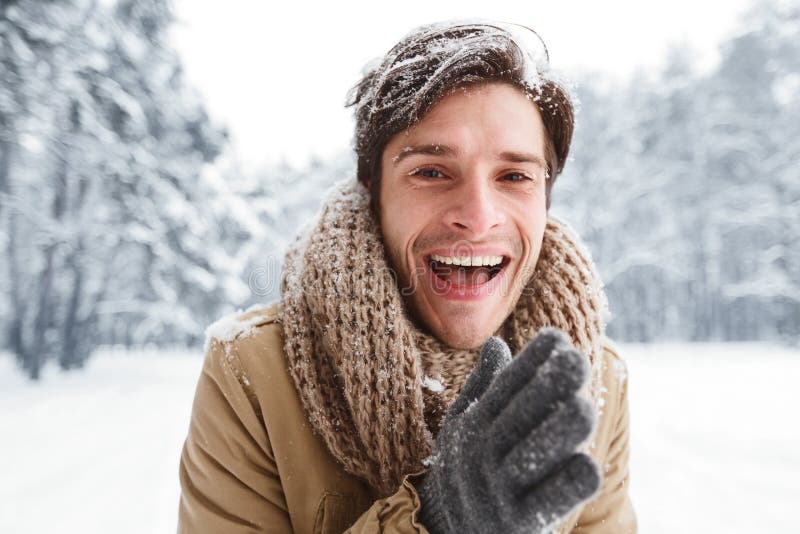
379 82 549 349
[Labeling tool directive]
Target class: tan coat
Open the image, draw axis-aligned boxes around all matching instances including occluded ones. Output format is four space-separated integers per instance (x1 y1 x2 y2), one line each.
178 303 637 533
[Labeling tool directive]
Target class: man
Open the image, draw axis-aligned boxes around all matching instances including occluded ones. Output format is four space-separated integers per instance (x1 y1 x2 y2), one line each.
178 21 636 533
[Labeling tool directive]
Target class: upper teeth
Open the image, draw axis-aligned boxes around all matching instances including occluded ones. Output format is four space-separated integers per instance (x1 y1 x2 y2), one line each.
430 254 504 267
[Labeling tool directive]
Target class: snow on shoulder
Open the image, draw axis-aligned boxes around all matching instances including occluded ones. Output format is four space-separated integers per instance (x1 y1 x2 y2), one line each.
203 303 277 353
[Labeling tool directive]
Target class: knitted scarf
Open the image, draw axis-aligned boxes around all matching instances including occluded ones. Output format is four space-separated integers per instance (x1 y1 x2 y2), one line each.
280 179 609 498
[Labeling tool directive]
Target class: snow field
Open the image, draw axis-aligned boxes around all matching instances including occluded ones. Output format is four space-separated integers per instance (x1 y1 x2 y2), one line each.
626 343 800 533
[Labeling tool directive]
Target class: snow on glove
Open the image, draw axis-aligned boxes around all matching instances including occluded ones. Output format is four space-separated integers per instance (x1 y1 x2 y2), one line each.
416 329 602 534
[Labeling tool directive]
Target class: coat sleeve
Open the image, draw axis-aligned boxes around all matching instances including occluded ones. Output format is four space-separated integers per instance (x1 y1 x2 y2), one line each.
343 475 429 533
178 337 293 533
178 336 430 534
572 356 637 533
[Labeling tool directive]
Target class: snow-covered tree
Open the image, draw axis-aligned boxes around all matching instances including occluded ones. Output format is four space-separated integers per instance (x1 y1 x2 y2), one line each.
0 0 249 379
557 0 799 343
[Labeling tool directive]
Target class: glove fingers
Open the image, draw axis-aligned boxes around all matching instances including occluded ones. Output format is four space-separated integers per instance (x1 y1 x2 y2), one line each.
477 328 574 420
446 336 512 421
501 396 597 490
515 453 602 530
487 343 590 456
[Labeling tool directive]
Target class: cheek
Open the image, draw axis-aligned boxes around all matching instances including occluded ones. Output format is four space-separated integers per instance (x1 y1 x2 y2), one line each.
512 200 547 256
380 186 432 245
380 197 421 268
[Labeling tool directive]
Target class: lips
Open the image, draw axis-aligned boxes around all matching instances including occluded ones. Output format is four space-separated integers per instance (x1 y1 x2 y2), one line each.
421 250 512 301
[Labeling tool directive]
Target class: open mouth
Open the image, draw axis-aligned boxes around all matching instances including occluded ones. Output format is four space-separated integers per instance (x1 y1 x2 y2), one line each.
427 254 510 287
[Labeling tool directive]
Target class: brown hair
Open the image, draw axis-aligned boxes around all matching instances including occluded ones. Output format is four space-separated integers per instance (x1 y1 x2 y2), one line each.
346 22 575 212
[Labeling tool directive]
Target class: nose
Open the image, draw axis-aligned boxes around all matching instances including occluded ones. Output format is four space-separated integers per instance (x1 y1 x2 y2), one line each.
442 177 506 238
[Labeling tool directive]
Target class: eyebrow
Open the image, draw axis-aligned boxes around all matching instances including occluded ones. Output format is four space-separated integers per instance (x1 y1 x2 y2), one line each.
497 151 548 169
392 144 457 165
392 144 547 169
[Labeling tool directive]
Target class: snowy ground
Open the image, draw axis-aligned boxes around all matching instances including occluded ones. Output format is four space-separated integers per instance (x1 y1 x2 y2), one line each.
1 343 798 533
625 343 800 532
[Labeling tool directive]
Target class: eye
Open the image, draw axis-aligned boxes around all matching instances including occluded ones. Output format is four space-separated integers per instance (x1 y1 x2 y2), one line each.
411 167 447 179
501 172 533 182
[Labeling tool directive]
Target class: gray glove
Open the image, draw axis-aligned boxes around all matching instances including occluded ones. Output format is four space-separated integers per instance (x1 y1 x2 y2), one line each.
416 328 602 534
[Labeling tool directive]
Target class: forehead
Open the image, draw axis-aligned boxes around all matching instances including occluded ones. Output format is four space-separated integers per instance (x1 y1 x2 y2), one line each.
395 82 546 155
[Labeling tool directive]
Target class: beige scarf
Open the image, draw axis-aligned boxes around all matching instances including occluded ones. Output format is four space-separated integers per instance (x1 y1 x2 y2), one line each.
280 179 609 498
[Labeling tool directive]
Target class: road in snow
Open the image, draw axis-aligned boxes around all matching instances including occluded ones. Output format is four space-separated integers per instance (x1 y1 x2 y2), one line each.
1 343 798 533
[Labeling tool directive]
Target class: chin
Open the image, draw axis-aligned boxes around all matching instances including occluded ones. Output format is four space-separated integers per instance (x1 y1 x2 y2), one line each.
436 331 492 350
428 313 501 350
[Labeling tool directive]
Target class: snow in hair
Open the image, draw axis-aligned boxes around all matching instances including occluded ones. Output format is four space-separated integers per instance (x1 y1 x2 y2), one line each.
350 20 573 125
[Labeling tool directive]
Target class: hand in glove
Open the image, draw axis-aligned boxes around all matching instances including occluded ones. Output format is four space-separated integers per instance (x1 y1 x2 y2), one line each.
416 329 602 534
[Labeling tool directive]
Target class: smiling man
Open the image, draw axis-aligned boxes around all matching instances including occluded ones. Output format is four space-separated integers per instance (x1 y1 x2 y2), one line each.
179 22 636 534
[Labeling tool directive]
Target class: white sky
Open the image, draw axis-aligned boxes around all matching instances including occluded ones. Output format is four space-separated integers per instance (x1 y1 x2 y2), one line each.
170 0 753 171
